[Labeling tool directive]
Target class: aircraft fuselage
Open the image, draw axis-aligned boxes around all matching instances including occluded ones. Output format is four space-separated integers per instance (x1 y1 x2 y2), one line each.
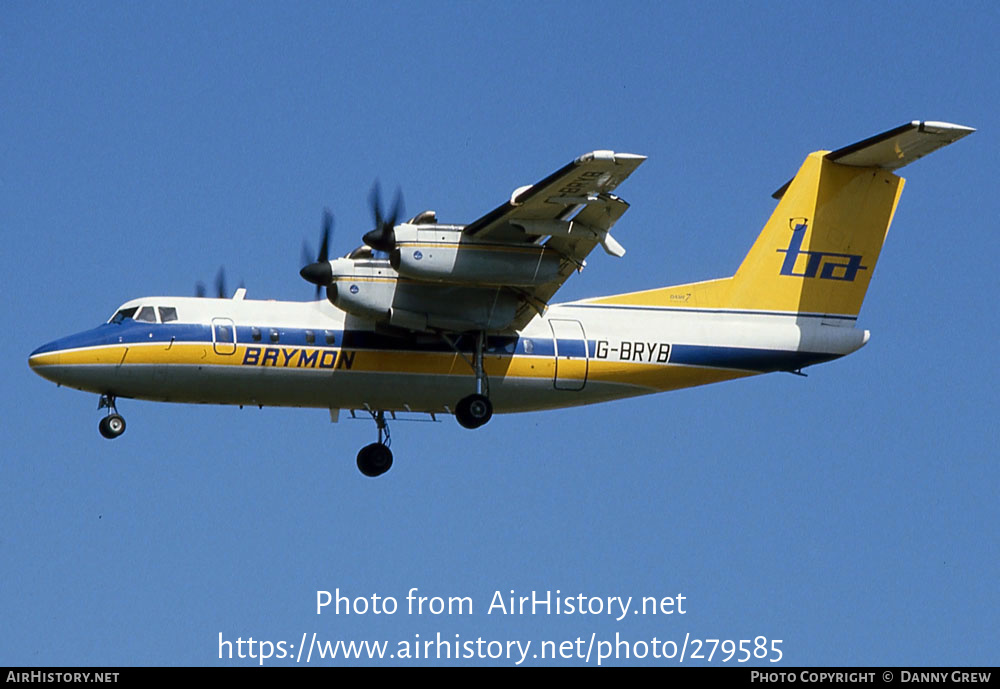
29 294 867 415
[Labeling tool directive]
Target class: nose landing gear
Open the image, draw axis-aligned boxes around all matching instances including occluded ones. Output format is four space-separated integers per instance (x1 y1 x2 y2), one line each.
97 394 126 439
357 410 393 477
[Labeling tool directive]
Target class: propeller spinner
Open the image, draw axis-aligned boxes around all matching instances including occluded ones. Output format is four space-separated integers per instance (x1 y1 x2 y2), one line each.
362 182 404 253
299 209 334 296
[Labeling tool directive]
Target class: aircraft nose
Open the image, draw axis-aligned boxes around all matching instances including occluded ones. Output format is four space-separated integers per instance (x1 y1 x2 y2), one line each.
29 339 63 369
28 326 114 381
29 325 131 393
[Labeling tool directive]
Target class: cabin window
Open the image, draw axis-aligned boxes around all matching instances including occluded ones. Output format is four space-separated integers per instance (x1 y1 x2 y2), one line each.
251 327 261 342
110 307 138 324
325 331 336 345
269 328 279 343
135 306 156 323
305 330 315 344
158 307 178 323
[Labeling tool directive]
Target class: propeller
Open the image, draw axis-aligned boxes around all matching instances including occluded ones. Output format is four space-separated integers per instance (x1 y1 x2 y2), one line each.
362 182 404 253
196 267 227 298
299 208 334 297
195 267 243 298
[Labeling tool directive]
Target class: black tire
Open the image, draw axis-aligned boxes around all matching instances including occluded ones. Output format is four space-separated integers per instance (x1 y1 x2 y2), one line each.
99 414 126 439
455 394 493 429
357 443 393 477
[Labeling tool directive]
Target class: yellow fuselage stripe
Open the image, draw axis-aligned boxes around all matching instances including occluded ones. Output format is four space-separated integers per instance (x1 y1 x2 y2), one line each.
30 341 751 393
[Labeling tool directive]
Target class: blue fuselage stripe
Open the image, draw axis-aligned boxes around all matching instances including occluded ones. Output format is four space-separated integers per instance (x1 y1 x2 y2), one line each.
670 344 838 371
32 322 838 373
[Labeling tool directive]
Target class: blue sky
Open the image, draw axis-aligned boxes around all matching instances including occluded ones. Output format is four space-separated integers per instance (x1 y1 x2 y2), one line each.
2 1 997 666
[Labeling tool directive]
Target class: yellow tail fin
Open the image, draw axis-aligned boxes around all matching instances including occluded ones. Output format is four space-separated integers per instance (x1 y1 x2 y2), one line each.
589 121 973 317
726 152 902 316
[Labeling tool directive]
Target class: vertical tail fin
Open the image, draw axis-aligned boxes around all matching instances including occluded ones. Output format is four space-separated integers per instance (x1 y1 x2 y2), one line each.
726 151 903 317
589 121 974 317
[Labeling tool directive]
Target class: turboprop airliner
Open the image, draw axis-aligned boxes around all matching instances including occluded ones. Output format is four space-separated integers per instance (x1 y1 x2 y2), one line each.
29 121 973 476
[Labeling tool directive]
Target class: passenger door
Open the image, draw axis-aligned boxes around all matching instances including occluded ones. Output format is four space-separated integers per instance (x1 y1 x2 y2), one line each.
212 318 237 355
549 319 588 391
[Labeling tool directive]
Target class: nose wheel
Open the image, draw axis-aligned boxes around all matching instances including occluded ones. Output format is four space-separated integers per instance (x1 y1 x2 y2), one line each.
98 394 126 439
357 410 393 477
357 442 393 477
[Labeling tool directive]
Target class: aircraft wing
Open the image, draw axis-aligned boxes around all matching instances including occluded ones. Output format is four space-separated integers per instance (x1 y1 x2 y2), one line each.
464 150 645 241
463 151 646 329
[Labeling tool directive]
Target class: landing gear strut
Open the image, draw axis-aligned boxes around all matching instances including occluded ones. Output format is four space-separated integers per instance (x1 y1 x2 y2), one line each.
98 394 126 439
453 331 493 430
357 410 393 477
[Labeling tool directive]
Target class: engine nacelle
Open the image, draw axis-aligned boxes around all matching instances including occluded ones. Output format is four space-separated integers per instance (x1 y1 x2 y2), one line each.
390 235 561 287
326 258 522 332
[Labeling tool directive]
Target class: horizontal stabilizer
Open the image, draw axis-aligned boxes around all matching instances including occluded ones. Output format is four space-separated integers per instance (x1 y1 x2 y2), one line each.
828 120 975 169
773 121 975 199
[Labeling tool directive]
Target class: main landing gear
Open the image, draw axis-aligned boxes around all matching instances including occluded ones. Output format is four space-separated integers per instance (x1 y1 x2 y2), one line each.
353 330 498 476
450 331 494 430
357 410 393 477
97 394 126 439
455 394 492 429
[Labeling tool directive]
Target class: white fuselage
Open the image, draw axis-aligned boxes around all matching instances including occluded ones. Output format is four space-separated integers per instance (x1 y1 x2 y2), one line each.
29 293 868 416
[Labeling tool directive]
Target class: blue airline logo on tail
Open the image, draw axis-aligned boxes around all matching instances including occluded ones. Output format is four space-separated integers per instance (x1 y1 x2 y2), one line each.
777 221 868 282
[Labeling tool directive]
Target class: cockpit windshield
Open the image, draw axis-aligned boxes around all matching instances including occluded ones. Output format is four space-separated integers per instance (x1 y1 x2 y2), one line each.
108 305 179 324
109 307 138 324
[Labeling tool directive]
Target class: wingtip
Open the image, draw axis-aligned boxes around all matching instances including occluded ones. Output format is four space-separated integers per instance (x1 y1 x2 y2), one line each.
915 120 976 136
578 151 648 163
